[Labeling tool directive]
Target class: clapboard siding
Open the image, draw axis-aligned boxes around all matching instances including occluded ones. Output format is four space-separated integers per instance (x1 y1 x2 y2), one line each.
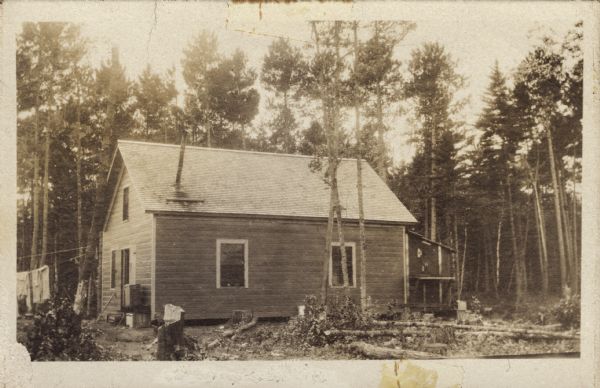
100 167 153 317
155 214 405 319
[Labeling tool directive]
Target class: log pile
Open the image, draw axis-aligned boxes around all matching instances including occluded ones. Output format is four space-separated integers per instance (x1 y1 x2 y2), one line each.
343 341 442 360
223 317 258 338
372 320 579 340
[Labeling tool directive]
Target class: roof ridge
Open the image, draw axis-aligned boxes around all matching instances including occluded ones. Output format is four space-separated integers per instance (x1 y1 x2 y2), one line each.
117 139 361 162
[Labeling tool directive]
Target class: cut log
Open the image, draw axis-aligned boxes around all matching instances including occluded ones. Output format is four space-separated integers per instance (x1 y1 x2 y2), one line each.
344 341 442 360
145 338 158 350
206 338 221 349
324 329 403 338
455 331 577 340
325 328 435 338
373 321 579 340
422 343 448 355
223 317 258 338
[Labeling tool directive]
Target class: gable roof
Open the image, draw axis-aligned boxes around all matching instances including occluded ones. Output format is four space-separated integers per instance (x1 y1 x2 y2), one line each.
111 140 417 224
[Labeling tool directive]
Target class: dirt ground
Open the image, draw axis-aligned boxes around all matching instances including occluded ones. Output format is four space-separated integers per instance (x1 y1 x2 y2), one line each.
17 296 580 361
75 317 579 361
87 319 355 361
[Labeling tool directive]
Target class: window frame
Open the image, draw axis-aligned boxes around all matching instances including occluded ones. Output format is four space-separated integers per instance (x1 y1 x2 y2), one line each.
329 241 357 288
121 248 131 286
122 186 129 221
216 239 249 289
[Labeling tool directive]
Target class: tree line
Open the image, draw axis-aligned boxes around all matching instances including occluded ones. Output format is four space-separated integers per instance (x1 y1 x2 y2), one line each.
16 21 581 315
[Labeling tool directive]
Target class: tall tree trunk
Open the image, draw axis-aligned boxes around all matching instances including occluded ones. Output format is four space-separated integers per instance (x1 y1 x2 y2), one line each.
96 238 102 318
532 176 549 295
558 169 574 280
376 90 386 181
74 47 119 315
322 170 335 303
76 89 84 272
30 100 40 270
457 225 467 300
558 169 576 291
527 155 549 295
571 169 579 292
312 21 334 304
333 176 350 288
40 118 52 267
241 123 246 150
75 140 110 315
495 209 504 299
520 205 531 293
206 121 211 148
353 22 368 311
53 231 58 296
546 126 568 294
483 228 490 294
430 126 437 242
373 22 387 183
533 187 549 295
332 21 349 289
506 175 524 304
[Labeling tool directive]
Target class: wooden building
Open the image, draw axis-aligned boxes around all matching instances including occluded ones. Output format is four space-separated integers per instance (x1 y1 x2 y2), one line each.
100 140 454 321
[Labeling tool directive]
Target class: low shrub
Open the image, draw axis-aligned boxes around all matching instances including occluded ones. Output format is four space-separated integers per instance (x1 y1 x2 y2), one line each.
327 295 374 330
287 295 373 347
551 294 580 329
288 295 329 347
469 296 482 314
24 297 106 361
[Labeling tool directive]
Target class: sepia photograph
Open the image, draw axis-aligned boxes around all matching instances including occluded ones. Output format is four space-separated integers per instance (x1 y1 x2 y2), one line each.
2 2 598 386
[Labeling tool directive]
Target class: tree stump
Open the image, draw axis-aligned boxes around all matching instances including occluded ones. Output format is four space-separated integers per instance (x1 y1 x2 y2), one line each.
156 304 185 360
231 310 253 324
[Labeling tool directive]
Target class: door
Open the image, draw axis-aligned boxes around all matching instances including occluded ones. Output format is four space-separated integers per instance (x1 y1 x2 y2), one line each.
120 249 130 309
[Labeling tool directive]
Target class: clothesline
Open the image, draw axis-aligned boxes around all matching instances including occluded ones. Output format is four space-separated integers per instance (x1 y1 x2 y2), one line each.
59 252 87 265
17 244 91 260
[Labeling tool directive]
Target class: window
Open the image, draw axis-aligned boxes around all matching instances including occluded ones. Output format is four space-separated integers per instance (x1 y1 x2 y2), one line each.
122 249 130 285
110 250 117 288
122 187 129 221
329 242 356 287
217 239 248 288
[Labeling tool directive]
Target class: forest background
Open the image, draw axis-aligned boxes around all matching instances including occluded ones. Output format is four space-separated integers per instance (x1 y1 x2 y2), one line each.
15 14 582 315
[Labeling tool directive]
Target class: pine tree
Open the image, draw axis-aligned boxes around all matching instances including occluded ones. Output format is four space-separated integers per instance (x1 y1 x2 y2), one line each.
514 22 582 294
181 31 220 146
404 42 465 243
132 65 177 141
205 49 260 149
261 38 307 153
354 21 415 181
474 62 527 303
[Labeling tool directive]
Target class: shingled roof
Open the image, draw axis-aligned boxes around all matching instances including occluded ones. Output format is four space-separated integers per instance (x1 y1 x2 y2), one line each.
112 140 417 224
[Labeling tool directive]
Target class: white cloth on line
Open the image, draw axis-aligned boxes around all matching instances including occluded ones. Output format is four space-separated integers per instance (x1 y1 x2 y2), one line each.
17 265 50 309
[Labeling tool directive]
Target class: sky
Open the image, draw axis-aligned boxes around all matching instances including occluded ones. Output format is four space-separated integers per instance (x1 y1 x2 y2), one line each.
14 2 582 165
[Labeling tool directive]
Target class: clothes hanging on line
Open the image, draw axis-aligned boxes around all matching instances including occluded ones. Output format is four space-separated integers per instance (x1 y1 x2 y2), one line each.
16 265 50 312
16 271 32 312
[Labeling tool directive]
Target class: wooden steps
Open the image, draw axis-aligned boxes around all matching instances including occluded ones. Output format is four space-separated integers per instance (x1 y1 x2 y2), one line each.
107 312 125 325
